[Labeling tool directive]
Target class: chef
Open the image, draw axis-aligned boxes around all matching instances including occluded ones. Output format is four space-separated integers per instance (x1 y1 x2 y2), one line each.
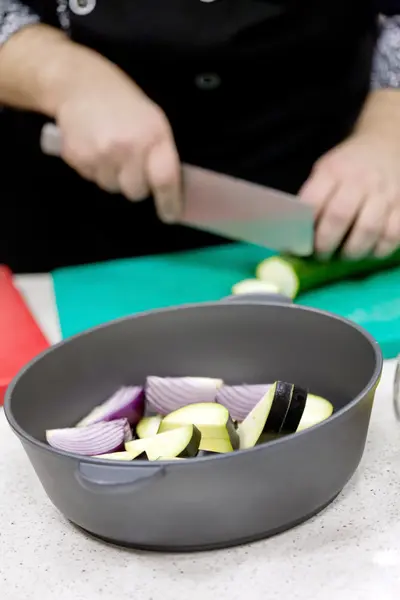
0 0 399 272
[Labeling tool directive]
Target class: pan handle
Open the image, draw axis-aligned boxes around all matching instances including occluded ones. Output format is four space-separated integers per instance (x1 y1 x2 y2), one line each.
222 293 293 305
75 462 165 493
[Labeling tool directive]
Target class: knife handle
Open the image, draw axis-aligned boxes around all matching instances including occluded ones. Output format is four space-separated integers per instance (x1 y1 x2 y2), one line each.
40 123 62 156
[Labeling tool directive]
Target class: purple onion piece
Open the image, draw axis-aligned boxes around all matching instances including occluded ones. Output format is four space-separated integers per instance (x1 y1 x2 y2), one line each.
46 418 133 456
216 384 271 422
145 376 224 415
76 386 145 427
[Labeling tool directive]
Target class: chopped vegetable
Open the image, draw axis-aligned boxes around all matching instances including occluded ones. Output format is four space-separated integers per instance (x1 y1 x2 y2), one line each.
159 402 239 452
76 386 145 427
93 451 134 461
231 279 282 296
263 381 293 433
296 394 333 431
216 384 270 421
46 419 133 456
237 384 279 449
146 376 223 414
125 425 201 460
238 383 333 449
256 249 400 299
136 415 162 438
44 377 335 460
280 384 307 434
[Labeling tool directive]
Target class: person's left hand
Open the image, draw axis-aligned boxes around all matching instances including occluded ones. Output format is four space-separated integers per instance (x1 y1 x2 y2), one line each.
299 132 400 259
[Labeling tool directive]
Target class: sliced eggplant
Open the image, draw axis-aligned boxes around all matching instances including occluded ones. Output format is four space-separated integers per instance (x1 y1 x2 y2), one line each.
256 433 285 445
264 381 293 433
237 385 277 449
136 415 162 439
198 438 234 453
280 384 307 434
159 402 239 452
238 381 307 448
125 424 201 460
296 393 333 431
94 451 137 461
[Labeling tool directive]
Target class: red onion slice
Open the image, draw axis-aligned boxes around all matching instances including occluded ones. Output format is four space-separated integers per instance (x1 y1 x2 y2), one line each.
216 384 271 422
76 386 145 427
146 377 224 415
46 418 133 456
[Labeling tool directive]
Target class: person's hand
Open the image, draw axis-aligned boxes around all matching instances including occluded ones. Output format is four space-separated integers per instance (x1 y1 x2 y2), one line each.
54 50 181 222
299 132 400 259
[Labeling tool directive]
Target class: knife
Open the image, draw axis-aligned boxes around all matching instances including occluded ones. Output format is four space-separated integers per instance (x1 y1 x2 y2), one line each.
40 123 314 256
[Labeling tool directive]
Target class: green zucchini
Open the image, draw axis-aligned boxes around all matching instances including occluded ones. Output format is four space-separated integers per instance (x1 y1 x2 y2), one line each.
256 249 400 299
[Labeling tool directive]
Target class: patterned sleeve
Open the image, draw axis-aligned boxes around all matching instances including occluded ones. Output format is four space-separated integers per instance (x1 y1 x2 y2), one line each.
0 0 41 45
372 16 400 88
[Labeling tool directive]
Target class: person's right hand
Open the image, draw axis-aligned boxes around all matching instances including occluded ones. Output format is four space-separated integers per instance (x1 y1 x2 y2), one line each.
53 50 182 222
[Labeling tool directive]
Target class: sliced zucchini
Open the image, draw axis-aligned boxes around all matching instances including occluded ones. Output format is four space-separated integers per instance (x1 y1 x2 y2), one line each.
231 278 281 296
280 384 308 434
125 425 201 460
256 256 301 299
159 402 239 452
136 415 162 439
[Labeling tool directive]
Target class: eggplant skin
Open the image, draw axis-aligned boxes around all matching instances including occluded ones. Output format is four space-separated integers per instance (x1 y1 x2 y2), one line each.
263 381 293 434
176 425 202 458
280 385 308 434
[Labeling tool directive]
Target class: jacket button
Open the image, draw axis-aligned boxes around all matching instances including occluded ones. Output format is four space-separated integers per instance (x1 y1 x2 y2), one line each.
195 73 221 90
69 0 96 15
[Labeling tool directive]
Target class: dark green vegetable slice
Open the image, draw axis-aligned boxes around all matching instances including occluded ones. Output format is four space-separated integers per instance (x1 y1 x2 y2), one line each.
280 385 308 434
264 381 293 433
125 424 201 460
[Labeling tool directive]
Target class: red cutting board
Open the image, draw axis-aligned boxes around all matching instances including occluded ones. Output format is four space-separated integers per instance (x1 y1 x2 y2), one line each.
0 266 50 405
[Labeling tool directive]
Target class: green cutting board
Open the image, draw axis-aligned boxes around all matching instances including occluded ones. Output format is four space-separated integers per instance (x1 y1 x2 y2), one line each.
52 243 400 359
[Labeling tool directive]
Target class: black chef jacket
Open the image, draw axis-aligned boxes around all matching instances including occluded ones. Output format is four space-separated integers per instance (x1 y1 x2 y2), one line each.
1 0 378 272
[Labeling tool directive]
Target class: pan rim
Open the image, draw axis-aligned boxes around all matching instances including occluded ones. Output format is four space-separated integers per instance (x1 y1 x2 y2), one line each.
4 300 383 465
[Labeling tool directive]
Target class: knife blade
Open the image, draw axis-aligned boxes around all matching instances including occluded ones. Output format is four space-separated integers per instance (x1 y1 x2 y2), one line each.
181 165 314 256
40 123 314 256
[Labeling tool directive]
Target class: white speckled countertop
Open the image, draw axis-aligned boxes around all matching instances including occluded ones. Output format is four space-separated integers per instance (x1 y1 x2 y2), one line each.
0 276 400 600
